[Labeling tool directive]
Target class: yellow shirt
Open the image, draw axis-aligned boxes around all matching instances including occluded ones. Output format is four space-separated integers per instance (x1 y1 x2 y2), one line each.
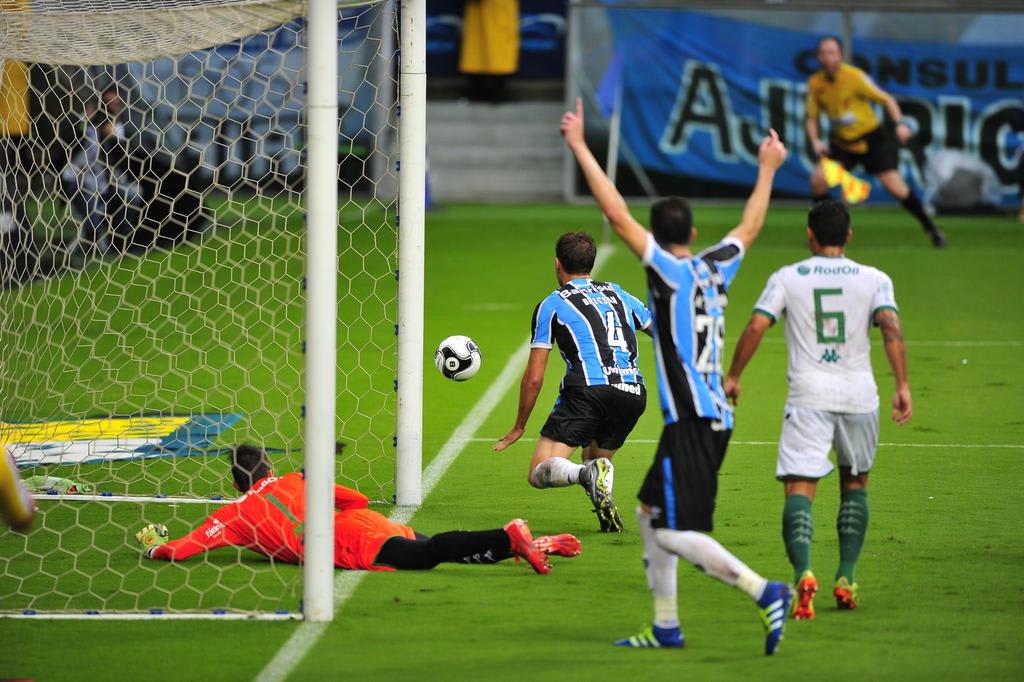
0 59 31 137
459 0 520 76
806 63 887 153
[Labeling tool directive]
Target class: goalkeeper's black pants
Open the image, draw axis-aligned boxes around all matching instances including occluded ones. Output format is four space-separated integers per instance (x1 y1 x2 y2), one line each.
373 529 512 570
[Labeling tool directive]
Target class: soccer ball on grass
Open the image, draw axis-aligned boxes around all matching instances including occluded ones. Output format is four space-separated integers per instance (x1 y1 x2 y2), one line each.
434 335 482 381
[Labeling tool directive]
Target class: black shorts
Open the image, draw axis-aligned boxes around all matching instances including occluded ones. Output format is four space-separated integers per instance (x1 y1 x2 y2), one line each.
540 384 646 451
829 125 899 175
638 419 732 532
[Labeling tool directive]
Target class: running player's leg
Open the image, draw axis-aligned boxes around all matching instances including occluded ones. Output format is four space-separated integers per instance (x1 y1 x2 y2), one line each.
777 404 837 618
615 503 683 648
527 437 582 488
832 410 877 608
583 385 646 532
624 422 790 654
783 478 819 619
834 468 868 608
875 166 946 247
579 441 621 532
528 387 599 489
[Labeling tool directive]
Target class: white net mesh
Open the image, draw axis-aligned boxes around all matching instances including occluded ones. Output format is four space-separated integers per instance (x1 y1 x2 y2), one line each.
0 0 397 616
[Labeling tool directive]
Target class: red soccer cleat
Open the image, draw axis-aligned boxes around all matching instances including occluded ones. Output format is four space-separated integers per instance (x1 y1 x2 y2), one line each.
833 577 859 610
533 533 582 557
792 571 818 620
504 519 551 575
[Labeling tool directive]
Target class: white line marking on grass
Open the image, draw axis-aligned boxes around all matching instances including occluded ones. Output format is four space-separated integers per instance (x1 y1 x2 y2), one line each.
256 247 616 682
462 438 1024 448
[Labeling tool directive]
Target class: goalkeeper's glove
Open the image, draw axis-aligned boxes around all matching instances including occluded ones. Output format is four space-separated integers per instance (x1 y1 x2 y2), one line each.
136 523 170 558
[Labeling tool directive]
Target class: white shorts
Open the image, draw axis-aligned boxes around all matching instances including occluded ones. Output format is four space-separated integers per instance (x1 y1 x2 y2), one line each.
776 403 879 479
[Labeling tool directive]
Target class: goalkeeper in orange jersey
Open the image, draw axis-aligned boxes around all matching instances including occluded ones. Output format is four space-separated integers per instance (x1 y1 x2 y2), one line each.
135 444 580 574
1 446 35 532
806 36 947 248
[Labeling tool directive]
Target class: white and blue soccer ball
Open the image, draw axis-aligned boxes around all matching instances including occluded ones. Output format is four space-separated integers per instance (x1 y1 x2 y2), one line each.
434 335 482 381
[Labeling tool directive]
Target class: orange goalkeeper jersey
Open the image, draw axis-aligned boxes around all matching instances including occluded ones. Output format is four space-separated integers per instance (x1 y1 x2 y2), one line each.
149 472 415 570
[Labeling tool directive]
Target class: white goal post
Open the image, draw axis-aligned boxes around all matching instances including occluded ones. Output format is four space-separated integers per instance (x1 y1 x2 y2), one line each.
0 0 425 622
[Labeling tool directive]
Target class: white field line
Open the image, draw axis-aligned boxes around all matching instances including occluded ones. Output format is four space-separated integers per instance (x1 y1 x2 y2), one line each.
255 247 616 682
458 437 1024 449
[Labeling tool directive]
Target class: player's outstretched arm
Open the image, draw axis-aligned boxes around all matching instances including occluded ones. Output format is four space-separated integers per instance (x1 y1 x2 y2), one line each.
494 348 549 451
724 312 772 405
137 516 235 561
561 97 648 259
875 308 912 425
727 129 787 251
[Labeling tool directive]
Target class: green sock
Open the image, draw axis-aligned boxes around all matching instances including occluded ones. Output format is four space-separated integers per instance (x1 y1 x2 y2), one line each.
782 494 814 584
836 489 869 582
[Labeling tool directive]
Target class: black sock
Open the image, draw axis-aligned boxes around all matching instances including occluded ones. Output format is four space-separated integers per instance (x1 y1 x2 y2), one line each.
374 530 512 570
429 529 512 565
899 193 936 232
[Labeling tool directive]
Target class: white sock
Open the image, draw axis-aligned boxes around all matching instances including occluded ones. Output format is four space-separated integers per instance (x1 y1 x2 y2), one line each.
654 528 767 601
529 457 583 489
638 507 679 629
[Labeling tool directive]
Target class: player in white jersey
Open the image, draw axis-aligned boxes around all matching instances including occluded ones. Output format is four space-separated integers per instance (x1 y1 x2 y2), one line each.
725 200 912 619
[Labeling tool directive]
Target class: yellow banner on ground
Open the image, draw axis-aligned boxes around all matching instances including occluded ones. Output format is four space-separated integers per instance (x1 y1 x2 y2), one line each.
0 417 190 445
821 158 871 204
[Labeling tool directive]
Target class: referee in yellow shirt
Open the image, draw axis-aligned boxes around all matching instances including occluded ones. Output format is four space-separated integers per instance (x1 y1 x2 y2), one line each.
806 36 946 248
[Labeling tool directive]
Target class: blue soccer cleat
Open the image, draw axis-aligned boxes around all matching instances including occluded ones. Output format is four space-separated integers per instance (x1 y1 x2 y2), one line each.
757 581 792 655
614 624 684 649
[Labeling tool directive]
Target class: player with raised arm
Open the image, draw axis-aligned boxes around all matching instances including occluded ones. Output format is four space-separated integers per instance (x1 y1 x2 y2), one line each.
724 199 912 619
562 98 792 655
494 231 652 533
806 36 946 247
136 444 581 573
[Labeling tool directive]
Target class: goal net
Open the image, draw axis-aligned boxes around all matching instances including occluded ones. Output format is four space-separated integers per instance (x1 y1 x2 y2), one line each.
0 0 402 618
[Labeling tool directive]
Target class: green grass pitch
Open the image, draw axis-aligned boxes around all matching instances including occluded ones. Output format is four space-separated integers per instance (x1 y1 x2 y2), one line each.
1 202 1022 681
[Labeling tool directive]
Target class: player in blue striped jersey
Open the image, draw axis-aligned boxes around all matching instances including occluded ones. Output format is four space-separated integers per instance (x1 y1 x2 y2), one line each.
494 231 651 532
563 98 792 654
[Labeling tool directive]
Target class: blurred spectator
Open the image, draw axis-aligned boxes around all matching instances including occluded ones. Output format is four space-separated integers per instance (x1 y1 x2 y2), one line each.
61 85 143 267
459 0 519 103
0 56 34 285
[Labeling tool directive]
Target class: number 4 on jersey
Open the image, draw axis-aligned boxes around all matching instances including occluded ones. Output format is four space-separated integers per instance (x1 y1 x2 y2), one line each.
604 310 628 351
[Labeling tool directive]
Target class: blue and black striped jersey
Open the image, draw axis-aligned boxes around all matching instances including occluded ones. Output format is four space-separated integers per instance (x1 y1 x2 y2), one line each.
530 278 652 389
642 234 744 428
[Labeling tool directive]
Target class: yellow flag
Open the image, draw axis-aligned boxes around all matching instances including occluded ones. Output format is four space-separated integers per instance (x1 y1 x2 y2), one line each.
821 158 871 204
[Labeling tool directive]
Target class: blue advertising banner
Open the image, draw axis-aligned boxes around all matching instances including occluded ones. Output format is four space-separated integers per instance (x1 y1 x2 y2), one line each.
600 9 1023 204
